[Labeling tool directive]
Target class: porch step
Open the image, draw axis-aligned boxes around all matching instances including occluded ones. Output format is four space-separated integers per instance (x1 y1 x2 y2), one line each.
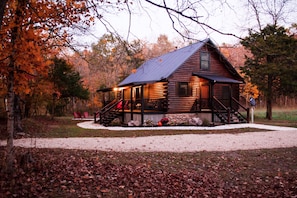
100 110 121 126
215 111 247 124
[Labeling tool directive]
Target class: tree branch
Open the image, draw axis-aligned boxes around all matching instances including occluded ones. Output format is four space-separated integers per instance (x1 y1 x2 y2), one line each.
144 0 242 40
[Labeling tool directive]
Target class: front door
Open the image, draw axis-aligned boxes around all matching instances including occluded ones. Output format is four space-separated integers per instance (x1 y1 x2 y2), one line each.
222 85 231 107
200 82 210 109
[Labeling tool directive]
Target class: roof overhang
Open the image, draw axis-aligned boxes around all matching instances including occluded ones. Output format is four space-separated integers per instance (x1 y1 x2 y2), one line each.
192 73 244 84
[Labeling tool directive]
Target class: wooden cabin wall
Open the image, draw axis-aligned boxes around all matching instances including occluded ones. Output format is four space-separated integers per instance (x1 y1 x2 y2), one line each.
212 84 240 98
123 88 131 99
167 52 201 112
147 82 166 99
232 84 240 100
167 44 240 113
122 83 167 100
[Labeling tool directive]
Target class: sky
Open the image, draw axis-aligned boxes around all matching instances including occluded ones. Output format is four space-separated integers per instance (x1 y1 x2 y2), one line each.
73 0 297 47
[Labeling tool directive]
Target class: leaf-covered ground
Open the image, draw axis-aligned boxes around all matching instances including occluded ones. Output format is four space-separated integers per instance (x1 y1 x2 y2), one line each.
1 147 296 197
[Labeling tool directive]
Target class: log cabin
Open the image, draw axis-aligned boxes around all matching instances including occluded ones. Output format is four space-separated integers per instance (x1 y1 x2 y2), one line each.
96 39 249 126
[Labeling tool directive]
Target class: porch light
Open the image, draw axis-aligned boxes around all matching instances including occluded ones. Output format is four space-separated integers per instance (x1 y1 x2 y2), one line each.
113 87 124 92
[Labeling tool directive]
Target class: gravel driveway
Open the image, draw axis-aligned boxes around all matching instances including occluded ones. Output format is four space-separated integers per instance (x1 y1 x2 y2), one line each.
1 122 296 152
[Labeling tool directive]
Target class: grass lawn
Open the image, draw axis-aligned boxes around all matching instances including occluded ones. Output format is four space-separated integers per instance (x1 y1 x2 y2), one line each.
253 108 297 128
0 109 296 197
1 108 296 139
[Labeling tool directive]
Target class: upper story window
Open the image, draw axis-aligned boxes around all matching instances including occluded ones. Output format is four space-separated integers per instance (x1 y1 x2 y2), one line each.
200 51 210 70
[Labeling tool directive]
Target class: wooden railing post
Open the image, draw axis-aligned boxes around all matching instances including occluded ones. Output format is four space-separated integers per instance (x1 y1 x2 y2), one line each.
227 108 231 124
247 107 250 123
231 97 250 123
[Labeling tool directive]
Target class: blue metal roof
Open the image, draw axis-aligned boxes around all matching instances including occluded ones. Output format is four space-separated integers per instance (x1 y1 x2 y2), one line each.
118 39 209 86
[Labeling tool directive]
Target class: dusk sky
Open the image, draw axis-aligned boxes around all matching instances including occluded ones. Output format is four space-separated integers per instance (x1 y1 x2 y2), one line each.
74 0 297 47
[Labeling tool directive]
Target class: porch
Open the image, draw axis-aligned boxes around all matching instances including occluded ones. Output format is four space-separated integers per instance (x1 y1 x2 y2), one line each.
94 98 167 126
94 95 249 126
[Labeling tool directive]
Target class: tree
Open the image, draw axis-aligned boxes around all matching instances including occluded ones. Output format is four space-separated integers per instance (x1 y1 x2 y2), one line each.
142 0 241 40
88 34 144 88
240 24 297 119
50 58 89 109
145 34 176 59
0 0 93 174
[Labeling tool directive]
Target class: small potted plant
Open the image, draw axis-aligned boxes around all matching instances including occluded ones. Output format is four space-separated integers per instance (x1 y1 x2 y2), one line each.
159 117 169 126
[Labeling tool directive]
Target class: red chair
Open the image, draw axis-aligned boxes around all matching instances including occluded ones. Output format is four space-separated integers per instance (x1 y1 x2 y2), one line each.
83 112 89 118
73 112 82 119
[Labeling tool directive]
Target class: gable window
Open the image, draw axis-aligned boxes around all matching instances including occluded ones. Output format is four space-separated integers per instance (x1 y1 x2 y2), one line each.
177 82 191 97
200 52 210 70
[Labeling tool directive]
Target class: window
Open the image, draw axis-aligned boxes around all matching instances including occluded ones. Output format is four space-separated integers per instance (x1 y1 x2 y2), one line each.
177 82 191 97
200 52 210 70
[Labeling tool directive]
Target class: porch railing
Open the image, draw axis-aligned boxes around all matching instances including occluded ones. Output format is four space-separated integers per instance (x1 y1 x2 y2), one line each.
192 97 249 123
212 96 249 123
191 98 211 111
94 99 121 123
132 98 167 111
213 96 231 123
231 97 250 123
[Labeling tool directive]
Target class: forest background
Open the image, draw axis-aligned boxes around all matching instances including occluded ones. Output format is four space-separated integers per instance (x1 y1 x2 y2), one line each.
1 32 297 118
1 0 297 120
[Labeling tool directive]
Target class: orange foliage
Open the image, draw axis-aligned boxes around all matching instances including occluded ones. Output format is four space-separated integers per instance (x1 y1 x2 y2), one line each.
0 0 94 100
220 44 259 101
219 44 252 69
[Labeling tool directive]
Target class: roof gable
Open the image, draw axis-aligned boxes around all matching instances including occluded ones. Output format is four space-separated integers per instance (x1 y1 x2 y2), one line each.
118 38 243 86
119 39 208 86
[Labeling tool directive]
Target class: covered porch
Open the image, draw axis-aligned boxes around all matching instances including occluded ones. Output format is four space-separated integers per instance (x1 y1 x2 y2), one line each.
95 81 168 126
191 73 249 123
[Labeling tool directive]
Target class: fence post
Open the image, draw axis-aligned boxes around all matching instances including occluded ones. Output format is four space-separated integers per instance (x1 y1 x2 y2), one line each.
247 108 250 123
227 108 230 124
250 107 254 123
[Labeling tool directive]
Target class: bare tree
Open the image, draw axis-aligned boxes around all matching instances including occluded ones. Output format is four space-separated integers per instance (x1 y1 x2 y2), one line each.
245 0 297 30
141 0 242 40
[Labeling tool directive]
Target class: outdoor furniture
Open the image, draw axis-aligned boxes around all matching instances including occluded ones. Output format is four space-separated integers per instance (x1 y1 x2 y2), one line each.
73 112 82 119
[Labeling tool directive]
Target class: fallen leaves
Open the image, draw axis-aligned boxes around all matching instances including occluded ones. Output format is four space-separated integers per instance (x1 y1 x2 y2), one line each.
0 147 296 197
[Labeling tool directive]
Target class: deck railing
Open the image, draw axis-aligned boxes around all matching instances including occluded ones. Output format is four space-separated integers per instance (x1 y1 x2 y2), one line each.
94 99 120 123
132 98 167 111
231 97 250 123
192 97 249 123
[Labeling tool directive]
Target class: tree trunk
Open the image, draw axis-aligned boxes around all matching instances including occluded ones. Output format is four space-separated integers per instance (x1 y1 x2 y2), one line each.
14 94 23 132
24 95 31 118
266 98 272 120
0 0 13 175
6 71 15 174
5 0 24 174
266 75 273 120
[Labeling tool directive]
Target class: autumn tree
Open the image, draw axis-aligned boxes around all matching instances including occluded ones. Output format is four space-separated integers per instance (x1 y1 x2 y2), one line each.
240 24 297 120
88 34 144 89
145 35 176 59
0 0 94 173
